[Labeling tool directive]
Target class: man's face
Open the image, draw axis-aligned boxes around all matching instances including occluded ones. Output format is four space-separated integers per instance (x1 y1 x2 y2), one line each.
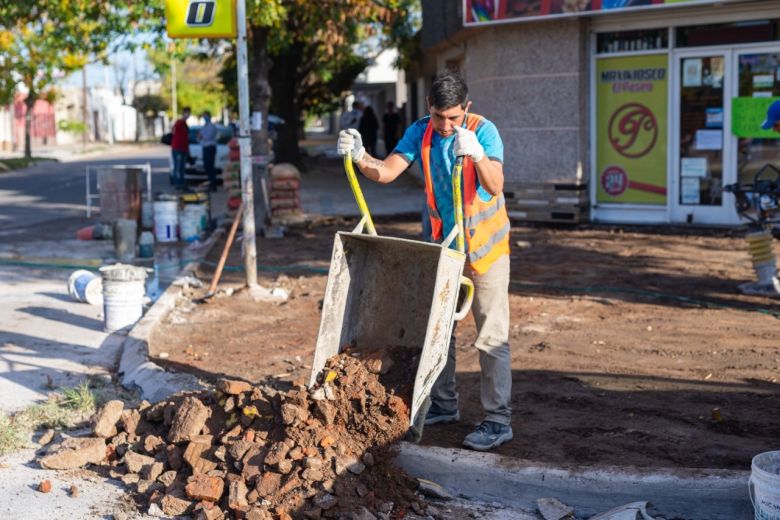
429 102 468 138
183 110 190 119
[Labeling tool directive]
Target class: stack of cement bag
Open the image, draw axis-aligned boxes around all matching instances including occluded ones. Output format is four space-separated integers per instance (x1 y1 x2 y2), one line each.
268 163 302 219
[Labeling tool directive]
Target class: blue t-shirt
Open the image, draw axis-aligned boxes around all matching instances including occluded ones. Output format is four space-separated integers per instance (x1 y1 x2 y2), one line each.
393 115 504 241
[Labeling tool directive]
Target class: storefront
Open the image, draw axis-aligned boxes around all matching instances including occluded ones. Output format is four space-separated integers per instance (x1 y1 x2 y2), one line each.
462 0 780 225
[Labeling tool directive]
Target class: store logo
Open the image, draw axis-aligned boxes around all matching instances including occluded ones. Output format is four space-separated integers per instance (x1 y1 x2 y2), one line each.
601 165 628 196
185 0 216 26
608 103 657 158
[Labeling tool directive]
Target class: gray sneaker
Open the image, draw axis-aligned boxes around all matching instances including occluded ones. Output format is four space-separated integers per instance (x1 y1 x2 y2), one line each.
424 404 461 426
462 421 513 451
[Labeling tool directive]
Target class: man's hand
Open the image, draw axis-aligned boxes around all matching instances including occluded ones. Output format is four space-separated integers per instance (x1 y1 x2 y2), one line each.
453 125 485 163
337 129 365 162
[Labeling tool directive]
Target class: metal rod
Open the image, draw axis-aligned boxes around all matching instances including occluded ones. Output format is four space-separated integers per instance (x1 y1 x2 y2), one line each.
206 203 243 297
236 0 258 287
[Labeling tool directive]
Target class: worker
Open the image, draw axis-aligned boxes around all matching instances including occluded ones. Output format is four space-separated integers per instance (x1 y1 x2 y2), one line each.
171 106 191 189
336 70 512 451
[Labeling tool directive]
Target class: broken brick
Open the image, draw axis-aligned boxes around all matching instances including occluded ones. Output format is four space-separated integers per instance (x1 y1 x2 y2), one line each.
93 400 124 438
185 473 225 502
168 397 210 443
217 379 252 395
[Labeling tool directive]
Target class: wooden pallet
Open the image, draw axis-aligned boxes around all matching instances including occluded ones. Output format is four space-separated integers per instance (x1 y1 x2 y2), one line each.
504 182 589 224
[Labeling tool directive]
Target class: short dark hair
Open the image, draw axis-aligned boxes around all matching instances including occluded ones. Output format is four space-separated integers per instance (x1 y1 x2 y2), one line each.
429 70 468 110
182 106 191 113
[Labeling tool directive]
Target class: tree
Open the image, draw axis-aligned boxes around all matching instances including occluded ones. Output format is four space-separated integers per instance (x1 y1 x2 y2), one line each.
231 0 419 163
0 1 148 158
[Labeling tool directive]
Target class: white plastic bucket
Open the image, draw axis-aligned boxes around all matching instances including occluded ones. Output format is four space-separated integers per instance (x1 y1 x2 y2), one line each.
179 207 201 242
750 451 780 520
100 264 147 333
67 270 103 305
154 201 178 243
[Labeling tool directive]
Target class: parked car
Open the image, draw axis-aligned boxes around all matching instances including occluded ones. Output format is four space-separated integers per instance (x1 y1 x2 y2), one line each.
163 116 284 182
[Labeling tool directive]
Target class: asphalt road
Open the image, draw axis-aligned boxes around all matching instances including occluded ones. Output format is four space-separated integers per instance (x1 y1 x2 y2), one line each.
0 145 172 236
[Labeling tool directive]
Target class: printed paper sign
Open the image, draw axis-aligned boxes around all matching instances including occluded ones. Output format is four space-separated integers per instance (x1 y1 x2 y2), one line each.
251 111 263 131
683 59 702 88
695 130 722 151
681 177 701 205
681 157 707 178
705 107 723 128
753 74 774 88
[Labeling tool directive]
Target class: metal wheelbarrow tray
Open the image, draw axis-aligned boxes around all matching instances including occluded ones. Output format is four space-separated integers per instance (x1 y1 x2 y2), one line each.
308 218 472 430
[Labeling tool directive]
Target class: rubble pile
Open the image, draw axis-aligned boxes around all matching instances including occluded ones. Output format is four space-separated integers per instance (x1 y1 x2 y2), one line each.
39 348 427 519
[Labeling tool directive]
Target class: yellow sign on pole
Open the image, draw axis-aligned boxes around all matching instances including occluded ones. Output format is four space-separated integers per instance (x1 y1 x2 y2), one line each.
166 0 236 39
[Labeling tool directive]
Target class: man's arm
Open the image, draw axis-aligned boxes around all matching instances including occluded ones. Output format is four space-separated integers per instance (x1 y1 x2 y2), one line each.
473 157 504 196
354 152 409 184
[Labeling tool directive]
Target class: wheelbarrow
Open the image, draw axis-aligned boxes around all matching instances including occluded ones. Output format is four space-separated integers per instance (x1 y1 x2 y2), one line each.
308 150 474 437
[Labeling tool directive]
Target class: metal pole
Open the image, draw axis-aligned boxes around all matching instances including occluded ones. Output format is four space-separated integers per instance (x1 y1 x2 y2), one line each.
82 68 88 150
236 0 258 287
171 58 177 121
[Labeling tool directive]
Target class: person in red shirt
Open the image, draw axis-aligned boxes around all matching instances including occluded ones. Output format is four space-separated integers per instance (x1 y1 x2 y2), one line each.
171 107 191 188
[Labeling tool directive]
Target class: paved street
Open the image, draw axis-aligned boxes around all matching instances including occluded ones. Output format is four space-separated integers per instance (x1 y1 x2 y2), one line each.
0 146 172 413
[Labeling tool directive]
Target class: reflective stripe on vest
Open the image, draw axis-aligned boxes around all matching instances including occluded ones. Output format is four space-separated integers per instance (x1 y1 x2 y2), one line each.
465 193 506 229
420 113 510 273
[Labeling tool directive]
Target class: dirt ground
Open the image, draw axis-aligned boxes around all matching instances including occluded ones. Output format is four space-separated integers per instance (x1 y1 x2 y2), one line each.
150 217 780 471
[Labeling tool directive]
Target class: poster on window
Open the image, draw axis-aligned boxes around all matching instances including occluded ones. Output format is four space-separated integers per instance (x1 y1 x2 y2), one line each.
596 54 668 205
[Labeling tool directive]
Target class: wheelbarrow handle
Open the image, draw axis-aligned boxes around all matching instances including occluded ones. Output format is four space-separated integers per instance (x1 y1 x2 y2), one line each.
344 153 377 236
453 275 474 321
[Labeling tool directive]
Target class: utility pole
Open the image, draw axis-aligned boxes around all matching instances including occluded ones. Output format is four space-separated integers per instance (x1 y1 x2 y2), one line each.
236 0 258 287
171 56 177 121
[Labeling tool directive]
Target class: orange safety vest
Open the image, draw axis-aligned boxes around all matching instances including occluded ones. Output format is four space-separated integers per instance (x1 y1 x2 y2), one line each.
421 113 510 274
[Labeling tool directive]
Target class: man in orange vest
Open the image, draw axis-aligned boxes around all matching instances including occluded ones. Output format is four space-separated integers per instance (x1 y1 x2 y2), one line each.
337 70 512 451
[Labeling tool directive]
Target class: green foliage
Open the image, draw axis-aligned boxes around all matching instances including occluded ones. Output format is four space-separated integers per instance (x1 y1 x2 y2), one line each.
57 119 87 134
133 94 168 116
0 1 156 157
0 414 26 455
61 380 96 413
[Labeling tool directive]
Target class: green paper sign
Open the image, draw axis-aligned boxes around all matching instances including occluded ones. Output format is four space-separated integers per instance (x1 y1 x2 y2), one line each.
732 97 780 138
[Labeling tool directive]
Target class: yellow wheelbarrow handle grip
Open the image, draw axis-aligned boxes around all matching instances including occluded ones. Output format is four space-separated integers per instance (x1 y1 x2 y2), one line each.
453 275 474 321
344 153 377 236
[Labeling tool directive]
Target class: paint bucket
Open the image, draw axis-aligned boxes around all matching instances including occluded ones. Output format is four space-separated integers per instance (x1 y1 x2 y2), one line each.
750 451 780 520
67 270 103 305
99 264 147 333
186 203 209 234
154 201 178 243
141 200 154 229
138 231 154 258
113 218 137 263
179 206 201 242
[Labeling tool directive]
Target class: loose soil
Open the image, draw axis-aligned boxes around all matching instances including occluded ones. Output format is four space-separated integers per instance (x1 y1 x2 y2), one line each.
150 218 780 471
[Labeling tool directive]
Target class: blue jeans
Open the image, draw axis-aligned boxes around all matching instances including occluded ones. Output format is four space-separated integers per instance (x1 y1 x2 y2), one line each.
171 150 187 187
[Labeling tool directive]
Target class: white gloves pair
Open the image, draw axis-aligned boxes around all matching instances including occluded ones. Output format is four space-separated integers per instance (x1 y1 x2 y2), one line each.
337 126 485 163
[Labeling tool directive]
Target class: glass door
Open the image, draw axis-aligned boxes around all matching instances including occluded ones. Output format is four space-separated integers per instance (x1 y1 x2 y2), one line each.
734 47 780 190
671 51 736 224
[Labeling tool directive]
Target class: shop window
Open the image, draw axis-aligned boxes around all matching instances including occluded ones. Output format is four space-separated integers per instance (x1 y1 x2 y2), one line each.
676 20 780 48
597 29 668 54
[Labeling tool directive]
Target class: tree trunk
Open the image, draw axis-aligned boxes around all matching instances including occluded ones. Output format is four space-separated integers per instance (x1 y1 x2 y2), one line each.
248 26 270 157
269 43 304 165
24 93 35 160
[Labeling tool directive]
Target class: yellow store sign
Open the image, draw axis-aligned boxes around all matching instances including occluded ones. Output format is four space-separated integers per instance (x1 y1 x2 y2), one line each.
596 54 668 204
166 0 236 39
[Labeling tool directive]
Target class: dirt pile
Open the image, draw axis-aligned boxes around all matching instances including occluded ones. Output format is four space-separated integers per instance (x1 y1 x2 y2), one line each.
39 348 429 519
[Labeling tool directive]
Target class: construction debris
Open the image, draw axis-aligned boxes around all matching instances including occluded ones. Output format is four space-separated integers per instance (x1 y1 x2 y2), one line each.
537 497 574 520
38 347 426 519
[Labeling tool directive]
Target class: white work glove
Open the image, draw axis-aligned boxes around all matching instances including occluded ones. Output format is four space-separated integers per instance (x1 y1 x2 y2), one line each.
453 125 485 163
337 129 365 162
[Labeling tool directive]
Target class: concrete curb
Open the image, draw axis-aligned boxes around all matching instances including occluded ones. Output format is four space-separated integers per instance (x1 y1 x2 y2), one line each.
118 230 224 403
395 443 752 520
